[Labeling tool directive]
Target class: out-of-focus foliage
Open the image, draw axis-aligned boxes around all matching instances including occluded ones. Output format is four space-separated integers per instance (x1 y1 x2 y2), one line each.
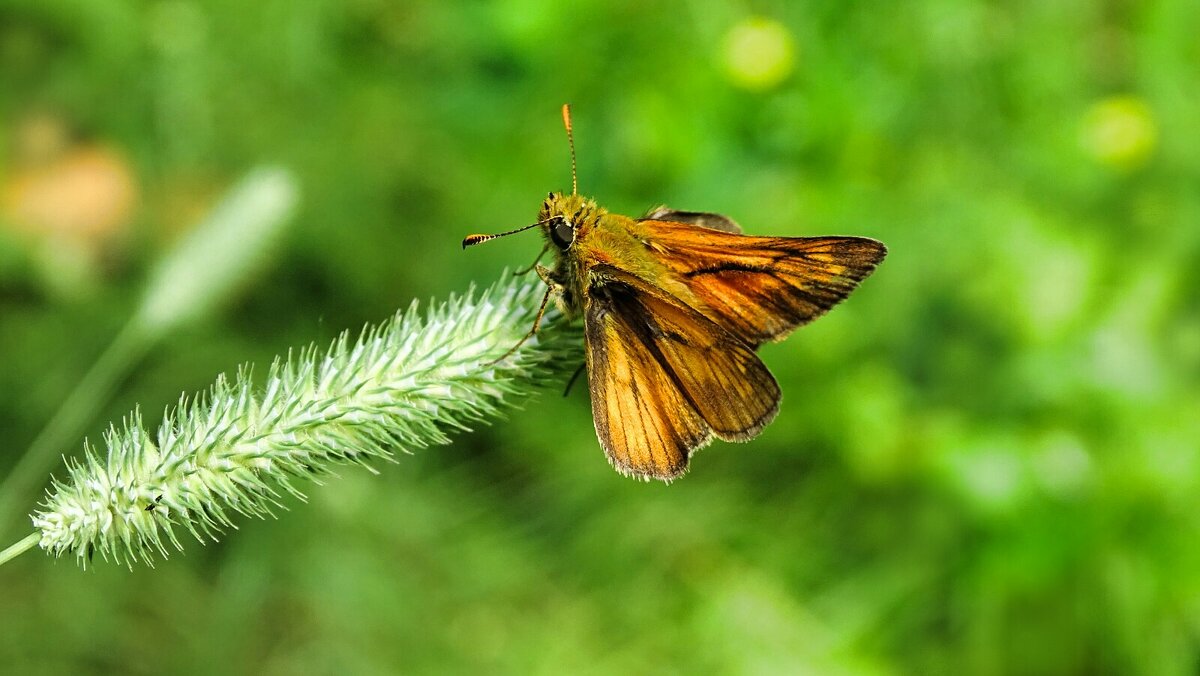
1 0 1197 673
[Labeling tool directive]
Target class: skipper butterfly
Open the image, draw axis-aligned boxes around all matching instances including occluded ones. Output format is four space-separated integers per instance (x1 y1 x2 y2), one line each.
464 105 886 481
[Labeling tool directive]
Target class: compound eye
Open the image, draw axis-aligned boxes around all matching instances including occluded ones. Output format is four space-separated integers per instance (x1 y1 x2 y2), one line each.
550 218 574 249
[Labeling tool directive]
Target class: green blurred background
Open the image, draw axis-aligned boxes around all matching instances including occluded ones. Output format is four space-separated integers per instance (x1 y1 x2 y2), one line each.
1 0 1198 673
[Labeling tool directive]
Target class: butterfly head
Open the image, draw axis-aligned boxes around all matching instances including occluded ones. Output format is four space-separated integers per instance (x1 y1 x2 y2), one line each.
538 191 603 251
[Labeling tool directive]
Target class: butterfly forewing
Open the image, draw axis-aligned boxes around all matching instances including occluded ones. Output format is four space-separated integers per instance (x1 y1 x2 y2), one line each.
637 220 887 345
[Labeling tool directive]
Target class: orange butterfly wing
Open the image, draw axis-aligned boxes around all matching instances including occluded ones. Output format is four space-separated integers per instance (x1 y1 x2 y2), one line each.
636 219 887 345
584 266 780 480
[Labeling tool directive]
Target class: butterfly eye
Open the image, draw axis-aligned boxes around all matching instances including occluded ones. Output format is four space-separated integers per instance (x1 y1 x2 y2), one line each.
550 218 574 249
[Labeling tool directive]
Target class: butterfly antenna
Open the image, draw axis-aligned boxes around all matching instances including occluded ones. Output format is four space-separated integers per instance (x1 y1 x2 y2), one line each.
562 103 578 195
462 218 554 249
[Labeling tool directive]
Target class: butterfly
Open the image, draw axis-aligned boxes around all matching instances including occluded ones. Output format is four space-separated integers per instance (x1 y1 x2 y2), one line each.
463 105 886 481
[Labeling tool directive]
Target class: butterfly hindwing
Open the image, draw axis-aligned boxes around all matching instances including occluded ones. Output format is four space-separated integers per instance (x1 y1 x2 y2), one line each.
642 206 743 234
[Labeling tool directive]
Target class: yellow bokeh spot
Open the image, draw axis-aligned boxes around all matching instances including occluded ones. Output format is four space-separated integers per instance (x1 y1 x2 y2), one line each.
721 17 796 91
1080 96 1158 171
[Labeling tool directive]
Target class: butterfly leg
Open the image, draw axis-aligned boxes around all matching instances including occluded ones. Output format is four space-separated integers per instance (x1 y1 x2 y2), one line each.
562 362 586 396
488 265 562 365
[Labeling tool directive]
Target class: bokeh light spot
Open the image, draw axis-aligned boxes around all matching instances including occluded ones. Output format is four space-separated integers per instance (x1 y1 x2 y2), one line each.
1079 96 1158 171
942 439 1028 515
720 17 796 91
1031 431 1092 498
